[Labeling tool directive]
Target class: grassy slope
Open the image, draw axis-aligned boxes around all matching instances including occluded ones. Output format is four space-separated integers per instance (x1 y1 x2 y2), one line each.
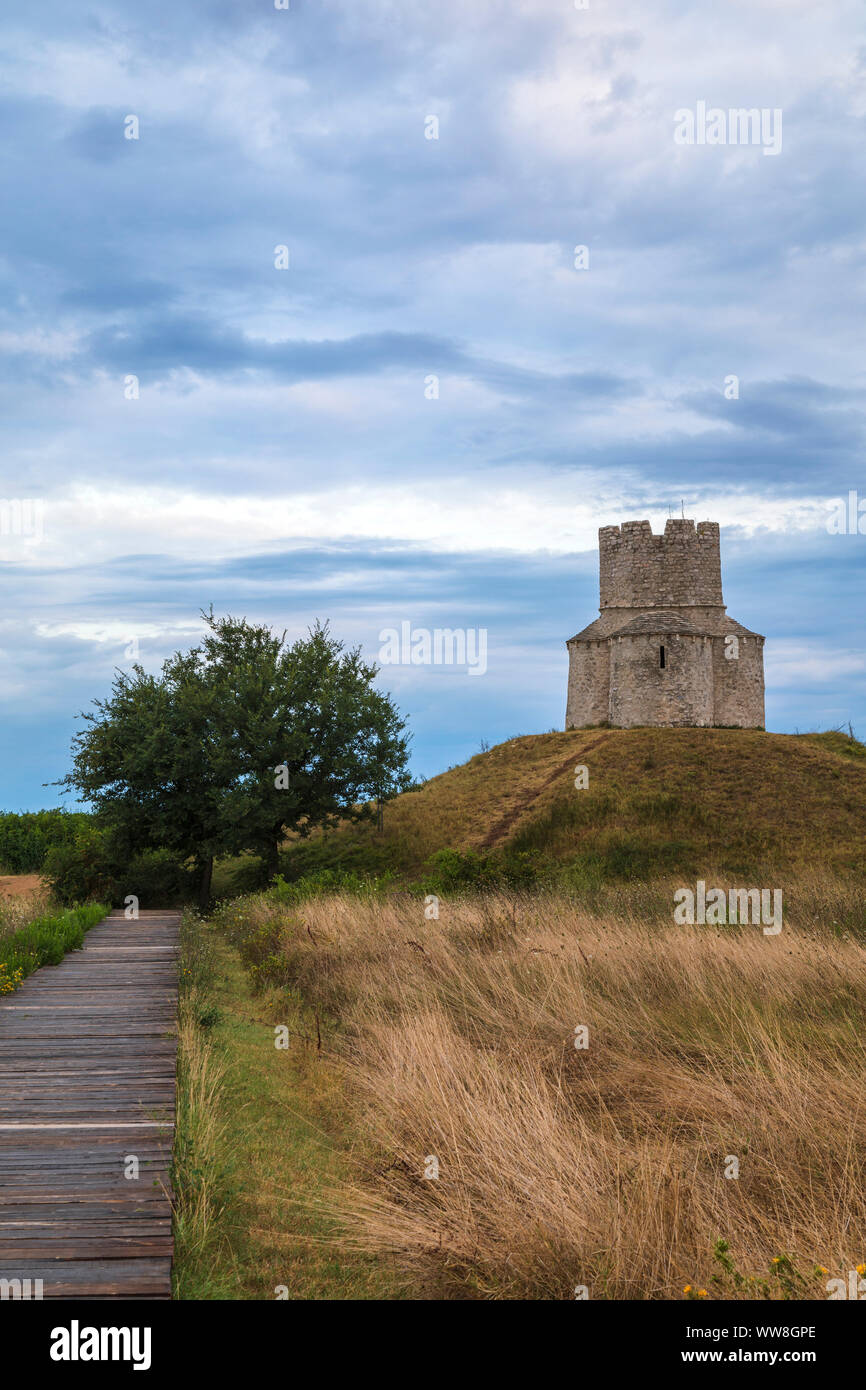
182 730 866 1301
173 923 403 1300
279 728 866 883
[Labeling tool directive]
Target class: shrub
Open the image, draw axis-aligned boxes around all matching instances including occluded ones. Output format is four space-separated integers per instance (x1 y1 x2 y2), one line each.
271 867 397 905
44 829 191 908
118 850 194 908
43 825 119 905
420 847 544 894
277 836 400 883
210 854 269 899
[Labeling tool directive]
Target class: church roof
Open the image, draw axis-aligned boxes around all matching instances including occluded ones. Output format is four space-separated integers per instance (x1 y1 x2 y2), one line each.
567 617 608 643
568 612 764 643
608 612 704 637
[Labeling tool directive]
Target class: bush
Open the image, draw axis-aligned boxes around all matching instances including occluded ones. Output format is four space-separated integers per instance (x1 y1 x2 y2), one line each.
44 830 192 908
119 850 195 908
419 847 544 894
277 835 400 883
43 826 118 905
211 854 269 899
271 867 397 904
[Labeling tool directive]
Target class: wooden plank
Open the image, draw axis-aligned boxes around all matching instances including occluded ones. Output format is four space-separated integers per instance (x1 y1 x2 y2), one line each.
0 1257 173 1298
0 910 180 1301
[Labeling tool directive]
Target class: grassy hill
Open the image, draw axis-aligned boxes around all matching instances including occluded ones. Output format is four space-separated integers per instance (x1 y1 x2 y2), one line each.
276 728 866 887
190 733 866 1300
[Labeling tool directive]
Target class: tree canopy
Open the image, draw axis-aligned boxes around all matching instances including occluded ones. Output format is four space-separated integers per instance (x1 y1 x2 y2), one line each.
61 612 412 905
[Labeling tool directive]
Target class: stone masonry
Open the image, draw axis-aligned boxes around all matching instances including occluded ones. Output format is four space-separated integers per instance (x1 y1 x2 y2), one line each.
565 519 765 729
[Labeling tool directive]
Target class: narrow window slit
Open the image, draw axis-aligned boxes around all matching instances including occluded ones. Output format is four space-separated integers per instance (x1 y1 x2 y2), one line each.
659 645 666 668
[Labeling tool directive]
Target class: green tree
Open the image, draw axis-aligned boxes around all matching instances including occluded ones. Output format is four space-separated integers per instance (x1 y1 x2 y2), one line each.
60 650 235 906
201 614 411 877
61 612 411 906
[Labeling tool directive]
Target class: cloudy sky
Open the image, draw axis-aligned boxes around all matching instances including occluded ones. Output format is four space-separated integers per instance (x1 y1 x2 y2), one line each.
1 0 864 809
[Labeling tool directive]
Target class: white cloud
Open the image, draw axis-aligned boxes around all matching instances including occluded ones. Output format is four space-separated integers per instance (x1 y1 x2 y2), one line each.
35 619 204 645
766 643 866 687
0 479 840 571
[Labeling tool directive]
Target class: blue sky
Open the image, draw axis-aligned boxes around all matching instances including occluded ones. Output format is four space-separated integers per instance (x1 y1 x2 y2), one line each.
0 0 864 810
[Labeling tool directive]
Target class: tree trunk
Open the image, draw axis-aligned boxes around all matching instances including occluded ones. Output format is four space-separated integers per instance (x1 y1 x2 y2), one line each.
197 855 214 912
264 841 280 882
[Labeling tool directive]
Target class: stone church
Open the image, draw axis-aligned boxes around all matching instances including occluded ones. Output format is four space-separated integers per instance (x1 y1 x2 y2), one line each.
565 519 765 729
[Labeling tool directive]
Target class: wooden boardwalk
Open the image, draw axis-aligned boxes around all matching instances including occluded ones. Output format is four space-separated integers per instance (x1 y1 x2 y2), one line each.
0 909 181 1299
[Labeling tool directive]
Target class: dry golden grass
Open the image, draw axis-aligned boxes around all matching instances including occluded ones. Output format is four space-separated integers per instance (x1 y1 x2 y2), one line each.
220 878 866 1299
172 985 232 1292
0 873 47 901
0 880 56 939
176 995 228 1193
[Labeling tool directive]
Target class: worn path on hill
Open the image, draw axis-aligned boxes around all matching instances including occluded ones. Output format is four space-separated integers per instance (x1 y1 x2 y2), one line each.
0 909 180 1299
480 733 610 850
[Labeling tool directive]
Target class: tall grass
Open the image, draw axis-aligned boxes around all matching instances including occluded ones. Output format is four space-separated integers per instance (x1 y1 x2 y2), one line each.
216 878 866 1299
0 884 54 938
172 911 233 1298
0 900 107 993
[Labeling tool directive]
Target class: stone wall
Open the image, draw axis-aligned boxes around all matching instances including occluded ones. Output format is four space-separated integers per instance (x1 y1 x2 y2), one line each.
711 633 765 728
564 639 610 727
599 519 723 610
608 632 715 727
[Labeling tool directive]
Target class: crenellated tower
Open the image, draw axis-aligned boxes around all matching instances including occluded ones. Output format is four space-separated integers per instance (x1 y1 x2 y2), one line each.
566 519 765 729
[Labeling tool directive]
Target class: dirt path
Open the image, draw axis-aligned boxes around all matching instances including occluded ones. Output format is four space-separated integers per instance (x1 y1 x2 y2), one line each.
480 732 610 850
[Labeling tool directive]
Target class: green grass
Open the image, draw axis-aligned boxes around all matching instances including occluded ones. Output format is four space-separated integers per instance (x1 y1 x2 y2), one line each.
171 912 405 1300
799 729 866 761
0 902 107 993
273 728 866 888
205 729 866 904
